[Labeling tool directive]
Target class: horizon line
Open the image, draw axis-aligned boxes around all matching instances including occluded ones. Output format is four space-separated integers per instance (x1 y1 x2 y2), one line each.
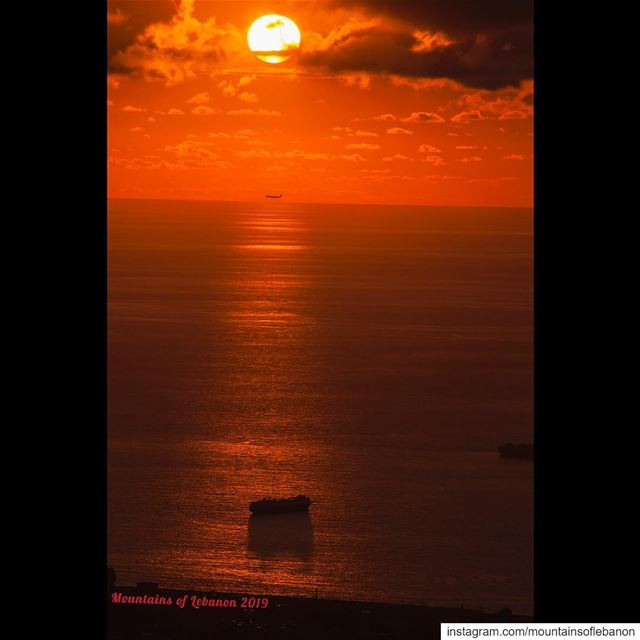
107 196 533 211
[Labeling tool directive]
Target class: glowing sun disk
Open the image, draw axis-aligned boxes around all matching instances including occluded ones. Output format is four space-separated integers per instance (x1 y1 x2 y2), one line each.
247 14 301 64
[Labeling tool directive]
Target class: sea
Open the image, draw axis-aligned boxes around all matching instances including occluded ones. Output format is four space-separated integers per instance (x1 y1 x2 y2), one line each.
108 198 533 613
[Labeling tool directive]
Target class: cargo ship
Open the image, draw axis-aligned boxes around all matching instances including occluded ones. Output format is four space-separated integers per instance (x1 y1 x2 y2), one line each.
249 494 311 515
498 443 533 460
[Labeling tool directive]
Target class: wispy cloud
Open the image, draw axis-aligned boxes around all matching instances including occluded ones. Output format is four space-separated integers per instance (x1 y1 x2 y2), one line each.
410 30 455 53
373 112 445 123
422 155 447 166
404 112 445 123
418 144 442 153
453 81 533 121
227 108 282 116
331 127 378 138
239 92 258 103
451 110 486 123
337 72 373 89
345 143 380 150
187 92 211 105
192 106 216 115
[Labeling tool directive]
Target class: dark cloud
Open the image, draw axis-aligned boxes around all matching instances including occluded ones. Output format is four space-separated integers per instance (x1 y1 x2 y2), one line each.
303 0 532 89
108 0 175 60
331 0 532 36
108 0 532 90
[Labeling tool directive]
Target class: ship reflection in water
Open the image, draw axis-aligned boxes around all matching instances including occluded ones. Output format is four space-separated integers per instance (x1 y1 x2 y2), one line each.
248 512 314 561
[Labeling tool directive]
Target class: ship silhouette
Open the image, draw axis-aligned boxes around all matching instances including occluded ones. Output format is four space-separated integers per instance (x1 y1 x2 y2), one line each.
265 194 283 198
249 494 311 515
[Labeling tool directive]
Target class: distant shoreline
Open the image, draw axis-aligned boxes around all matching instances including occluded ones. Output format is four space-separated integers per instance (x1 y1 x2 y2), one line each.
108 583 532 639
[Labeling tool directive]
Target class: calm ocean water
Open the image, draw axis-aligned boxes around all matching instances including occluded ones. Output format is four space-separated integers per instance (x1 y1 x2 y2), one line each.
108 199 533 613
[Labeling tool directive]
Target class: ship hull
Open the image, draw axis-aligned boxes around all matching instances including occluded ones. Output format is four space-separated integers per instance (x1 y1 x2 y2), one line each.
249 496 311 515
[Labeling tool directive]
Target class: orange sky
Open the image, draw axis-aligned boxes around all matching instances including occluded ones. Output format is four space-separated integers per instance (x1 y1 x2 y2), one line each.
108 0 533 207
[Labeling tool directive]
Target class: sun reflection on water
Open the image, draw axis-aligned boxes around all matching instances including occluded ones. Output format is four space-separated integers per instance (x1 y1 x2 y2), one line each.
201 206 328 591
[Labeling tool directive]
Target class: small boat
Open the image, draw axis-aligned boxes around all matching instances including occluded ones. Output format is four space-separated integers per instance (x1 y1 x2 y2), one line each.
249 494 311 515
498 442 533 460
265 194 283 198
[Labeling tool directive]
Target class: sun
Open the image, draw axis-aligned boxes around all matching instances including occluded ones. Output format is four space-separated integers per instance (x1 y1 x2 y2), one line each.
247 14 301 64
